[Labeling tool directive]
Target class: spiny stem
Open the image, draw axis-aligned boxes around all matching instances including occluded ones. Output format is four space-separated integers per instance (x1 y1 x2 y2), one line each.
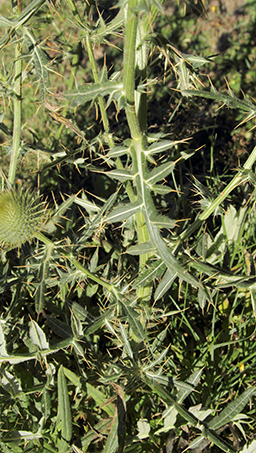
84 31 136 202
8 42 22 185
123 0 141 139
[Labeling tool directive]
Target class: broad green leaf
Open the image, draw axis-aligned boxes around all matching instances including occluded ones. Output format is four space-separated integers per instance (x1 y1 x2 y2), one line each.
137 418 150 439
155 406 177 434
29 320 49 350
57 366 72 442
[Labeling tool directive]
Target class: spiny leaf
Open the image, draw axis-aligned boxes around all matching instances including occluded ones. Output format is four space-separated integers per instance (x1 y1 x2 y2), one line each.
57 366 72 442
106 201 142 223
64 81 123 106
23 27 50 99
29 320 49 350
208 387 255 430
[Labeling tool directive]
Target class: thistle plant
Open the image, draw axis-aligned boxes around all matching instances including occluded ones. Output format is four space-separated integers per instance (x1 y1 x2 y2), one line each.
0 188 46 248
0 0 255 452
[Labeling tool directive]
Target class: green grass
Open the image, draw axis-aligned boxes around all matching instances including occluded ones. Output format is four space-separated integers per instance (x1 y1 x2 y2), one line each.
0 0 255 452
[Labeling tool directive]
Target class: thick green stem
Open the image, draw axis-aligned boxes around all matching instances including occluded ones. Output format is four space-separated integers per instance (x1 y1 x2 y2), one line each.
123 2 153 299
123 0 141 139
135 16 149 132
85 32 136 204
8 44 22 185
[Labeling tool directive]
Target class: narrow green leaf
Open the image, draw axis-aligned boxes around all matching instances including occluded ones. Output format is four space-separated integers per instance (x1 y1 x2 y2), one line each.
154 268 177 301
71 313 83 339
0 15 13 27
240 440 256 453
103 414 118 453
150 214 176 229
1 370 21 397
106 145 130 158
2 430 42 442
127 241 156 255
63 367 81 388
146 161 175 185
150 184 173 194
208 387 255 430
47 317 73 339
132 259 166 289
57 366 72 442
177 369 203 403
145 140 178 156
86 383 116 417
85 306 115 336
29 320 49 350
106 201 142 223
35 242 54 314
74 196 100 213
0 321 7 356
119 299 145 342
23 27 50 99
106 169 134 182
64 81 123 106
119 322 133 359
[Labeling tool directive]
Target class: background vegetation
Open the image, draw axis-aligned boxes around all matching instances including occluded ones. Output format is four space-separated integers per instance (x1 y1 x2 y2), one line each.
0 0 256 452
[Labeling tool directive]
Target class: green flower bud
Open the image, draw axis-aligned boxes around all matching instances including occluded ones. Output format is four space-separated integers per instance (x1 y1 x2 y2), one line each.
0 189 46 248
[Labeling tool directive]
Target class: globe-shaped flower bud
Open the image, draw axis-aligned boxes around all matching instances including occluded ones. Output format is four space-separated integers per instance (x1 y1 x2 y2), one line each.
0 189 46 248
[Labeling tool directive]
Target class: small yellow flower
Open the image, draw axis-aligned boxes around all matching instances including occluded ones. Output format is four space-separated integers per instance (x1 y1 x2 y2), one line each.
239 363 245 372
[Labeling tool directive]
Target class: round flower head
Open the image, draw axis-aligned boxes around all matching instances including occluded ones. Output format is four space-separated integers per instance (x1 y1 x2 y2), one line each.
0 189 46 248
